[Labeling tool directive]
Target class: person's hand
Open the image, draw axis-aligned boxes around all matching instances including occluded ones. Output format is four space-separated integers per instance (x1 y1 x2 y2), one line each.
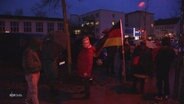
96 58 103 65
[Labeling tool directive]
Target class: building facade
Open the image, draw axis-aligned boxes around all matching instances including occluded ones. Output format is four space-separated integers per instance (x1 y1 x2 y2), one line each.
70 9 125 39
125 10 154 39
0 15 64 35
154 17 180 39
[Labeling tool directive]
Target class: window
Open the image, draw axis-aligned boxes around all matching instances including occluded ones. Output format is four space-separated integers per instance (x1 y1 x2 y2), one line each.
57 23 63 31
81 23 84 27
47 22 54 32
74 29 81 35
24 22 32 32
10 21 19 32
90 22 94 26
36 22 43 32
0 21 5 32
95 21 99 25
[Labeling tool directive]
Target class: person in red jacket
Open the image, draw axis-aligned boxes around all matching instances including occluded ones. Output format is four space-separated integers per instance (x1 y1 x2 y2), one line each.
76 36 95 99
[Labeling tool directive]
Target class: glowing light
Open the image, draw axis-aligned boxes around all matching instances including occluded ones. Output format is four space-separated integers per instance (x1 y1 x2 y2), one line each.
135 36 139 40
5 30 10 33
138 1 145 8
59 61 65 65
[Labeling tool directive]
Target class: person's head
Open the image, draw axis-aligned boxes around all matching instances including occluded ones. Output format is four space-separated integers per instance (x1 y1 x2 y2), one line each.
82 36 91 48
124 38 129 45
161 37 171 46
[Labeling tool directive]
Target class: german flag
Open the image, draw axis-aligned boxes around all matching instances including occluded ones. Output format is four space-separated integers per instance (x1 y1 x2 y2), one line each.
95 21 123 56
103 21 122 47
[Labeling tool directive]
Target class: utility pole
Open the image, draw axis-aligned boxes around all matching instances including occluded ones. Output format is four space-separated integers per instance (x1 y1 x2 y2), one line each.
179 0 184 103
144 0 149 40
175 0 184 103
61 0 72 75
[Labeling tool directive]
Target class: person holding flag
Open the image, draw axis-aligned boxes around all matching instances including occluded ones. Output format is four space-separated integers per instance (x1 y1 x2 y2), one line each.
95 19 126 84
76 35 96 99
76 19 125 98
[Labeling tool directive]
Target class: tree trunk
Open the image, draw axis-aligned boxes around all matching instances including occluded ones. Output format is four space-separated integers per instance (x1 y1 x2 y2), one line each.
61 0 72 75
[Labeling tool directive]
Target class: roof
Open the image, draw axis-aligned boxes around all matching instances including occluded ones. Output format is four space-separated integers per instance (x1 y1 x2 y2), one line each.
0 33 45 39
154 17 180 25
0 15 63 21
125 10 154 15
80 9 124 17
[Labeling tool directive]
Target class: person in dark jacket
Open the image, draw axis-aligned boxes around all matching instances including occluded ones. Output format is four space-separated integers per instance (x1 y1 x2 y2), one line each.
41 35 63 97
132 41 153 93
22 38 42 104
76 36 95 99
155 37 176 100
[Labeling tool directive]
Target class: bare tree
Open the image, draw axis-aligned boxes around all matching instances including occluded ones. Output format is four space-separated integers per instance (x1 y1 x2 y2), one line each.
33 0 83 74
32 7 47 17
34 10 47 17
61 0 72 74
169 0 181 17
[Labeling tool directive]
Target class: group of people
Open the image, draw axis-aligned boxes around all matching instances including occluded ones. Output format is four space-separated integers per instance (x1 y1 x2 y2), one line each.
22 35 96 104
76 35 177 101
125 37 176 100
22 35 176 104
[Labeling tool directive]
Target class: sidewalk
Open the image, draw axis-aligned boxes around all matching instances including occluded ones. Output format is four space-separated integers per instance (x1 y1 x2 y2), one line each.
0 64 180 104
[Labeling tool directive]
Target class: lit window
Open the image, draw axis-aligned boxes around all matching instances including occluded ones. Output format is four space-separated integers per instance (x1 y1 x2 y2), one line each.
81 24 84 27
74 29 81 35
95 21 99 25
151 24 154 27
86 22 90 25
90 22 94 25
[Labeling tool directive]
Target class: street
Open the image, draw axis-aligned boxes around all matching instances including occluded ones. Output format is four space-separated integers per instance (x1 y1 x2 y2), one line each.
0 63 180 104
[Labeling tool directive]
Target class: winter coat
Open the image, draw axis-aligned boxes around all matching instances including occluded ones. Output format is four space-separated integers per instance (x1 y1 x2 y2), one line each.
155 46 176 72
77 46 95 78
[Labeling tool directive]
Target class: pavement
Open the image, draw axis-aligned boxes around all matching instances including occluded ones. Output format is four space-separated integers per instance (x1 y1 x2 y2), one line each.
0 63 180 104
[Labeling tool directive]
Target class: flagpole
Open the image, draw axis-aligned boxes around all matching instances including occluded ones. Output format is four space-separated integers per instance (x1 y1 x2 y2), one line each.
120 19 126 82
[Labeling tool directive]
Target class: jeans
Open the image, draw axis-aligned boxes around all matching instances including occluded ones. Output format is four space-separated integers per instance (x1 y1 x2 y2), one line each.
25 72 40 104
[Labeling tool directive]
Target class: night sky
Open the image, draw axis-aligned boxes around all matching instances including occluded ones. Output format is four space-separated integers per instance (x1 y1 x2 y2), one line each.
0 0 180 19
